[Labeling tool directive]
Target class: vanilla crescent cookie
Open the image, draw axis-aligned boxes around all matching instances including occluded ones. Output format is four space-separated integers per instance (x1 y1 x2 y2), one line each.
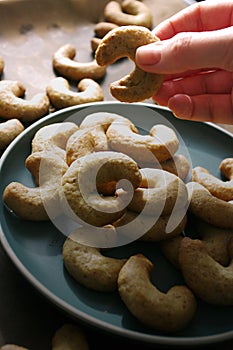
220 157 233 180
63 226 127 291
52 324 89 350
0 119 24 150
61 151 142 227
95 25 164 102
0 80 50 122
192 165 233 201
187 182 233 229
31 122 79 161
104 0 153 28
46 77 104 109
79 111 138 132
195 220 233 266
179 237 233 305
128 168 188 216
66 126 109 166
3 152 68 221
158 154 190 180
106 120 179 163
118 254 197 332
53 43 106 81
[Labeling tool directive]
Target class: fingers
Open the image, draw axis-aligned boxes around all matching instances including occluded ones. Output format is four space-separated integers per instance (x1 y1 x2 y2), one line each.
136 27 233 74
141 0 233 124
153 71 233 106
153 71 233 124
166 94 233 125
152 0 233 39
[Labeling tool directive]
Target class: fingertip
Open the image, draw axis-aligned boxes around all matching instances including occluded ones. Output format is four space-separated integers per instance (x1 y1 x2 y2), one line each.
152 93 167 106
136 43 161 69
168 94 193 120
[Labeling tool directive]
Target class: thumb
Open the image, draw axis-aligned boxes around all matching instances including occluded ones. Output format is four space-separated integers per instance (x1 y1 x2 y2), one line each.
136 27 233 74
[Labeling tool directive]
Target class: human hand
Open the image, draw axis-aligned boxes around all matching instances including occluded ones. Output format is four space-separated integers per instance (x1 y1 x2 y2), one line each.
135 0 233 124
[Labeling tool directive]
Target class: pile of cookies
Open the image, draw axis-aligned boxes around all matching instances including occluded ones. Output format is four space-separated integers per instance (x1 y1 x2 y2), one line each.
0 0 158 151
2 110 233 333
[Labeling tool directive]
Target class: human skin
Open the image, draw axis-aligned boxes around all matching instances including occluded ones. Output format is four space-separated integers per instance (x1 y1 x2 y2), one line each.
136 0 233 124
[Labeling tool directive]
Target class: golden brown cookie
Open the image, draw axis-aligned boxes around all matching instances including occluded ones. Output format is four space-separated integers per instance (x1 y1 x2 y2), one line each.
106 121 179 163
0 119 24 150
61 151 142 227
95 25 164 102
66 126 109 166
128 168 188 216
187 182 233 229
192 165 233 201
179 237 233 305
31 122 79 161
52 324 89 350
46 77 104 109
118 254 197 332
3 152 68 221
0 80 49 122
53 44 106 81
63 226 127 291
104 0 153 28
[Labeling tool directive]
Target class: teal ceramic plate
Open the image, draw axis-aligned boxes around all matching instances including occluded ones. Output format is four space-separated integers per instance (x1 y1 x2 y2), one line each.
1 102 233 347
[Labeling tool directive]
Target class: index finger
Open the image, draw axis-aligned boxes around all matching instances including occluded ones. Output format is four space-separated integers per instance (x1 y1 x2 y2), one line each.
153 0 233 39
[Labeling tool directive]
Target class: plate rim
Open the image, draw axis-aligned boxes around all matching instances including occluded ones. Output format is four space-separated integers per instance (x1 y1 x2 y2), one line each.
1 101 233 347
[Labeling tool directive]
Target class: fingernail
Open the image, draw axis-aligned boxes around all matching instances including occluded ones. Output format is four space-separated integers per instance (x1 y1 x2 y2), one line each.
136 43 162 66
168 95 193 119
